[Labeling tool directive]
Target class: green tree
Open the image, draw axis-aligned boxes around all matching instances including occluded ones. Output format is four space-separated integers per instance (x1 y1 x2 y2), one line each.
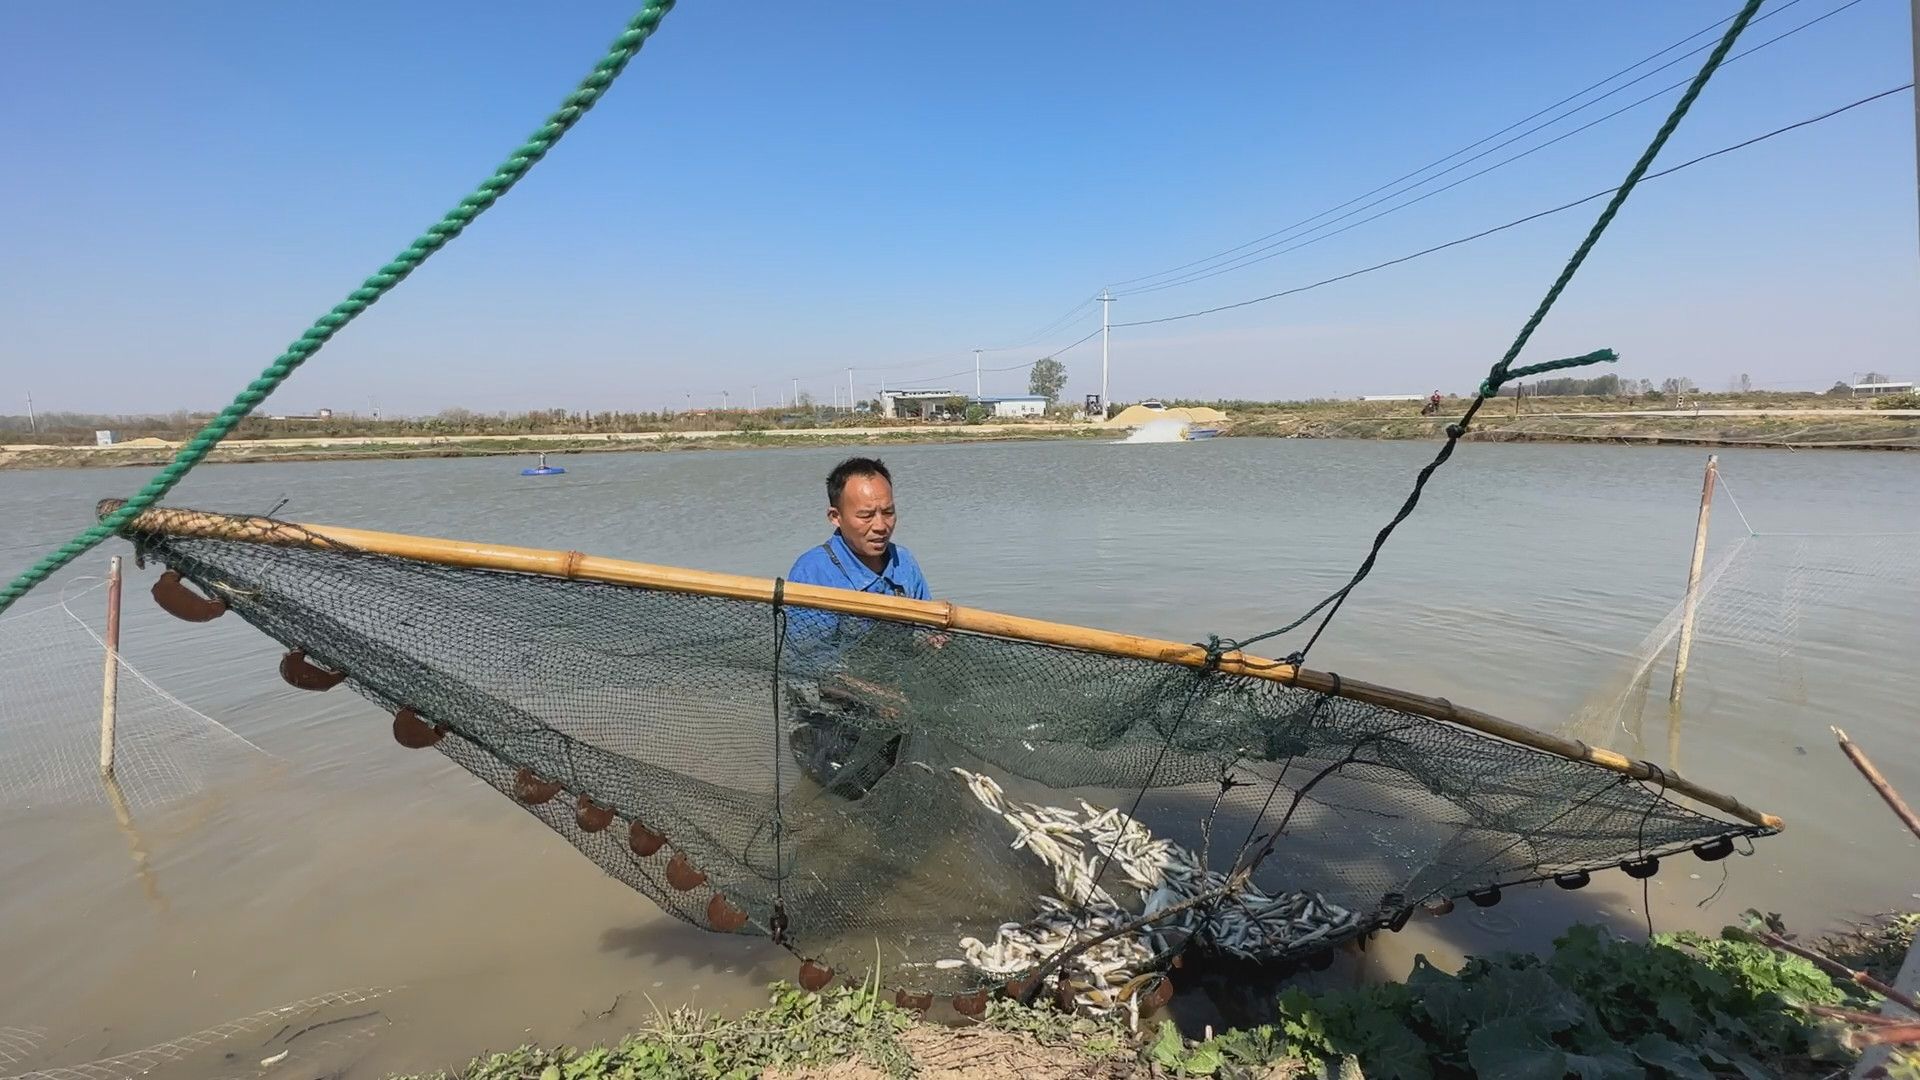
1028 357 1068 404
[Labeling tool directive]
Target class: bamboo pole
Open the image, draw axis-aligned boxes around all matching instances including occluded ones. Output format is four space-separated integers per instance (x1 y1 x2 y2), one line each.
1832 726 1920 841
98 500 1783 831
99 554 123 778
1669 453 1717 703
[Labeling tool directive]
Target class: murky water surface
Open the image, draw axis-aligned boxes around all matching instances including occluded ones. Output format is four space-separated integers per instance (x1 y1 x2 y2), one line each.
1 439 1913 1075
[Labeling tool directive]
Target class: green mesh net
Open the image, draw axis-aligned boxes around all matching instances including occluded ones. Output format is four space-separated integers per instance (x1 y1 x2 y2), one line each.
122 506 1772 1015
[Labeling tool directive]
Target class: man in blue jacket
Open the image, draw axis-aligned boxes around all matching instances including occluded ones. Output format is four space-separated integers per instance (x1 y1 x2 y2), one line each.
784 456 929 799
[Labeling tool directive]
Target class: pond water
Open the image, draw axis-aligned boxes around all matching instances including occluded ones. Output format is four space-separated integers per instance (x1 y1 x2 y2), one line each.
1 438 1913 1076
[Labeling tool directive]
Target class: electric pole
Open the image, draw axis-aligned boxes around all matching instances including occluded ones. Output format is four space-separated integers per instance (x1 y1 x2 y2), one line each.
793 378 799 408
25 392 35 435
750 385 756 410
974 348 982 398
847 368 854 413
1099 289 1113 419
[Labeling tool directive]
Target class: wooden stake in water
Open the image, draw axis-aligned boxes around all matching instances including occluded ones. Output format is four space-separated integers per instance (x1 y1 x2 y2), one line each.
1669 454 1718 704
99 554 123 778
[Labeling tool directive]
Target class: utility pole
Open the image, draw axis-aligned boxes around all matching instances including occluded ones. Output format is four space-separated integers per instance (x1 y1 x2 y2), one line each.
974 348 982 398
847 368 854 413
792 378 799 407
750 385 757 411
1099 289 1113 419
722 390 729 410
25 392 35 434
1911 0 1919 255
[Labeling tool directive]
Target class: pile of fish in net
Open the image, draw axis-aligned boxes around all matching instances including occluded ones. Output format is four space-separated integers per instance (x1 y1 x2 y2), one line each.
939 767 1358 1026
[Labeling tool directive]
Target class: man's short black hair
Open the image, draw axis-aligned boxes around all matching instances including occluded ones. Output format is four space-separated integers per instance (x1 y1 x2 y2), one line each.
827 456 892 506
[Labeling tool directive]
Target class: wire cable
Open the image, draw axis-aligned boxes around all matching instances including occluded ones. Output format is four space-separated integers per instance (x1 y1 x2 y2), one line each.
1113 0 1862 298
1110 84 1910 330
1102 0 1813 293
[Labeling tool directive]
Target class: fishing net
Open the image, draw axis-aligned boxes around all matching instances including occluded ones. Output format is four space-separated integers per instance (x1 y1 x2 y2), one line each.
116 504 1774 1012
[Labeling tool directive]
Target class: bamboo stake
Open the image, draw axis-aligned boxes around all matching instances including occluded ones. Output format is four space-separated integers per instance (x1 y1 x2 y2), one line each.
99 554 123 778
98 500 1783 831
1750 927 1920 1016
1669 454 1717 703
1832 726 1920 841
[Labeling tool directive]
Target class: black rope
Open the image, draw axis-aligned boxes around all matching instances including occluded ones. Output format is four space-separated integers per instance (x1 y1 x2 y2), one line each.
1237 400 1490 659
1025 637 1227 1002
768 577 790 945
1636 763 1671 939
1236 0 1765 662
1227 673 1342 869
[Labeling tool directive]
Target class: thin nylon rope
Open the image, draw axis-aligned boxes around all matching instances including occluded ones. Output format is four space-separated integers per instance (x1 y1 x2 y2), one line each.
1239 0 1766 659
1715 471 1759 537
1026 658 1220 997
0 0 678 615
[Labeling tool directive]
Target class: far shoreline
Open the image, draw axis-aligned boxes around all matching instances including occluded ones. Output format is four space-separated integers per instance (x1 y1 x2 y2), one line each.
3 408 1916 471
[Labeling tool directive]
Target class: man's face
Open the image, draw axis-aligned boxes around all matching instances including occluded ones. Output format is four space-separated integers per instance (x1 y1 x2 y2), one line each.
829 474 897 560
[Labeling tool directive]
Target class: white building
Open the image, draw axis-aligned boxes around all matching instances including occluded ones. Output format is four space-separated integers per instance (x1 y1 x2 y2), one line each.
878 391 1050 419
878 389 959 419
974 395 1048 418
1851 380 1914 397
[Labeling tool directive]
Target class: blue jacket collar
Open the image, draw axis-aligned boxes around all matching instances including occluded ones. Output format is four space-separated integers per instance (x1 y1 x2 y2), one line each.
827 531 899 592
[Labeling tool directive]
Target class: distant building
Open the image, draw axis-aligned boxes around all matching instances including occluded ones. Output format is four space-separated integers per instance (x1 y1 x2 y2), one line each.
1851 381 1914 397
95 430 117 446
879 389 960 419
1359 394 1423 402
973 395 1047 419
266 407 336 421
877 390 1052 419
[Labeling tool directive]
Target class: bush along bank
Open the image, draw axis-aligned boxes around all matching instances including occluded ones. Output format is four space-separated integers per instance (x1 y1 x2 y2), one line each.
397 914 1914 1079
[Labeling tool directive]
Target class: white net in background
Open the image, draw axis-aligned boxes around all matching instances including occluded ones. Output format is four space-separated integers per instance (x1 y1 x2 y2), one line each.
1564 496 1920 756
0 988 394 1080
0 577 272 814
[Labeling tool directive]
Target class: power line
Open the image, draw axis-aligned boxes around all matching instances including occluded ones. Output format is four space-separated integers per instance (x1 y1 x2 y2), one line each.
894 325 1107 387
981 295 1103 352
1110 84 1912 329
1102 0 1811 293
1113 0 1860 298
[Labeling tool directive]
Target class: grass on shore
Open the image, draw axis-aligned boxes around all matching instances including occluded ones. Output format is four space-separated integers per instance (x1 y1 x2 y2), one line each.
0 426 1108 470
1230 410 1920 449
395 915 1914 1080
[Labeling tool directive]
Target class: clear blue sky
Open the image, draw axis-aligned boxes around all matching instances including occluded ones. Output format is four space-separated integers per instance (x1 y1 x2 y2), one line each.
2 1 1914 416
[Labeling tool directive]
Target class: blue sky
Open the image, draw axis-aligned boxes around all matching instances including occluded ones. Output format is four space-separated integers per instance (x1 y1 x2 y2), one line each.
2 1 1914 416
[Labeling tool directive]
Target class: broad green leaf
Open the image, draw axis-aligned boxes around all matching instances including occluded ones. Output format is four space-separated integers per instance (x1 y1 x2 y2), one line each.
1150 1022 1186 1069
1404 955 1455 993
1184 1044 1224 1075
1347 1009 1430 1080
1653 991 1702 1037
1463 1017 1571 1080
1631 1034 1713 1080
1564 1046 1646 1080
1424 964 1588 1036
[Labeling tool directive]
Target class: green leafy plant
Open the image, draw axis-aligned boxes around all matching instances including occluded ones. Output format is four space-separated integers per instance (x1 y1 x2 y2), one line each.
1261 923 1870 1079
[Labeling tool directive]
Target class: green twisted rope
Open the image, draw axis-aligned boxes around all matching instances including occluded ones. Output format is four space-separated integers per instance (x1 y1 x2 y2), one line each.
1240 0 1763 657
1479 348 1618 398
0 0 677 614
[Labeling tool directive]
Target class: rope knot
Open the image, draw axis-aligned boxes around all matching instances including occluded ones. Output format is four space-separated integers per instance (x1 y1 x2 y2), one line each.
1198 634 1234 672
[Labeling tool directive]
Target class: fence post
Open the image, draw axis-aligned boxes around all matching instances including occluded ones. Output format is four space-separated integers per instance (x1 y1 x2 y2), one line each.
1669 454 1718 703
99 554 123 778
